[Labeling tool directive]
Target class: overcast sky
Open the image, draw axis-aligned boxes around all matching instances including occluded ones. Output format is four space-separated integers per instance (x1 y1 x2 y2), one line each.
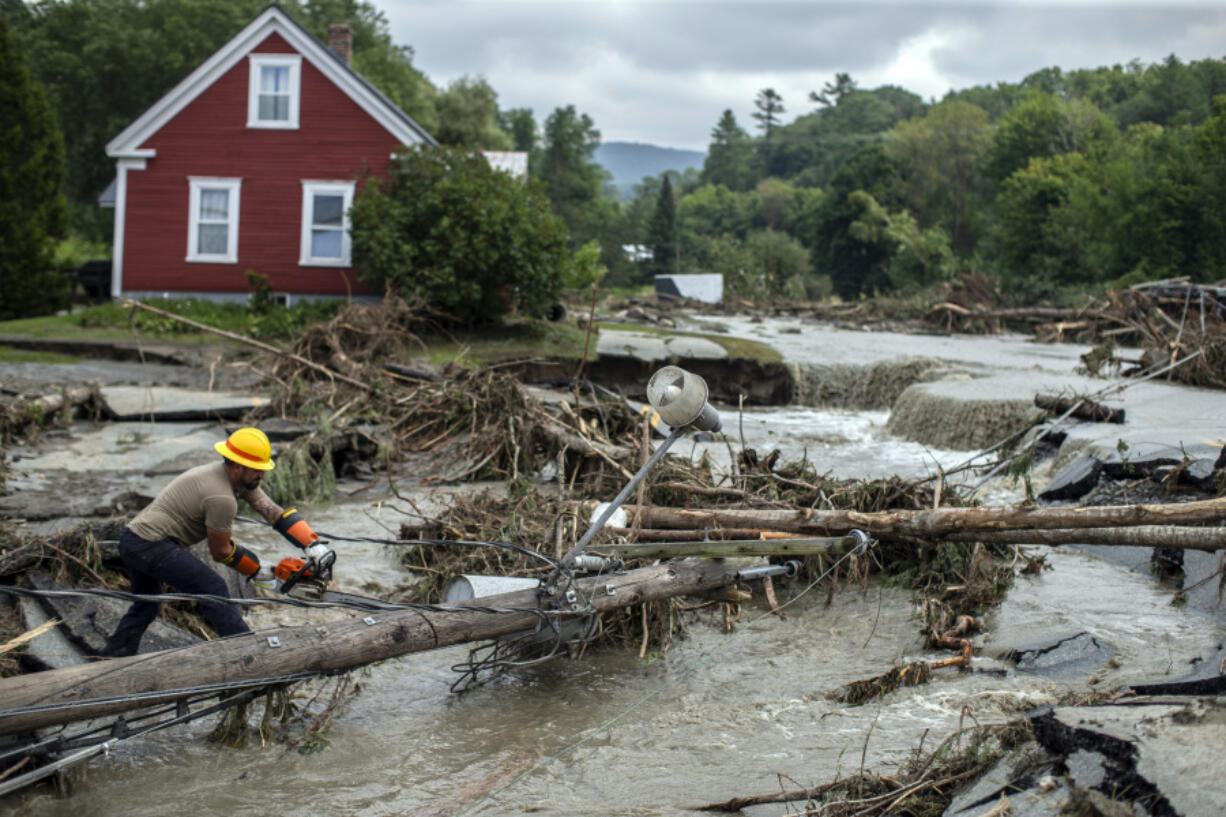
380 1 1226 152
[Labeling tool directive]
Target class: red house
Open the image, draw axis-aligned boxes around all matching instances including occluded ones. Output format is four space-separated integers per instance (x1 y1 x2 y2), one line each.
104 5 435 303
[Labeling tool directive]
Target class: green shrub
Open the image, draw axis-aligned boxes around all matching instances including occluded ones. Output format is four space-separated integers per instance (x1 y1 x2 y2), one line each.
350 145 569 325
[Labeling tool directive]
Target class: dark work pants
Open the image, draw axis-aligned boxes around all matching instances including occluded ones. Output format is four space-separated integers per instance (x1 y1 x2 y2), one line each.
101 529 249 657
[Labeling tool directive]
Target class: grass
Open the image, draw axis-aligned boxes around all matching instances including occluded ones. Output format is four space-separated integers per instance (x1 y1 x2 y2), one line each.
0 308 233 345
0 345 82 364
418 318 595 366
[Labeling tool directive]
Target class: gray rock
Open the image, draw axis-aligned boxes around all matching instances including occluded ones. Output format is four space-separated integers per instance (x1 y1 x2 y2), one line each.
16 594 88 670
24 569 200 657
1181 458 1218 491
1038 455 1102 502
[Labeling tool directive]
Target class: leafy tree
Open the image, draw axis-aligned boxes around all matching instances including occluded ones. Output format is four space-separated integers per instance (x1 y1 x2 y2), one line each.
983 92 1116 183
989 152 1100 296
755 178 794 231
536 104 609 247
350 145 568 325
0 15 69 319
767 85 924 184
647 174 677 275
886 99 991 252
499 107 538 152
745 229 810 296
433 75 511 149
702 109 756 191
810 144 899 299
780 186 827 248
752 88 785 137
676 183 761 247
847 191 954 290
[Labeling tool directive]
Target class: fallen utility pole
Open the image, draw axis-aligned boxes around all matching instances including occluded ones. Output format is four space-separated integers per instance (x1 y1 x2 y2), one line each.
0 559 737 737
610 497 1226 539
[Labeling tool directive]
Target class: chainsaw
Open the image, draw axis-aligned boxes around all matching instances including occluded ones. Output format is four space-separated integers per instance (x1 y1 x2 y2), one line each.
272 551 335 598
257 549 403 611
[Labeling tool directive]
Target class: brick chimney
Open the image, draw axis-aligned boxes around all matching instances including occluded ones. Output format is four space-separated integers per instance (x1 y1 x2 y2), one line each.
328 24 353 66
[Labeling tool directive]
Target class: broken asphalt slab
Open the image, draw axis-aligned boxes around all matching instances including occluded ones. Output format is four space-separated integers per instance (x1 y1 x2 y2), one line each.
595 328 728 362
100 385 269 421
1028 697 1226 817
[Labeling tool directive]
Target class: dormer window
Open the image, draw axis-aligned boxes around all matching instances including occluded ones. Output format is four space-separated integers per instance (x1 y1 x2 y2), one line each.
247 54 300 129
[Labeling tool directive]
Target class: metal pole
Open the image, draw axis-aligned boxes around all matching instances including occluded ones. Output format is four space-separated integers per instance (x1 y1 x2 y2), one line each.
560 426 685 568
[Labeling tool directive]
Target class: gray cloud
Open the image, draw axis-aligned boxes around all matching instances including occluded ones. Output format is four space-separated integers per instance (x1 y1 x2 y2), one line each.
382 1 1226 150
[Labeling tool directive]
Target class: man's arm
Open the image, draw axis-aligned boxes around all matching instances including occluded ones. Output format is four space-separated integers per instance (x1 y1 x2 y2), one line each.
248 491 284 525
206 527 235 561
249 489 328 556
207 526 261 577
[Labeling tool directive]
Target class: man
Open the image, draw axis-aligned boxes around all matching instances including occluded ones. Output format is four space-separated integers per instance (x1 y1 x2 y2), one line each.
100 426 330 658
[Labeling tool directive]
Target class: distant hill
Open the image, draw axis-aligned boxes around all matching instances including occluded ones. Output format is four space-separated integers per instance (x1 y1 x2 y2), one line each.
595 141 706 199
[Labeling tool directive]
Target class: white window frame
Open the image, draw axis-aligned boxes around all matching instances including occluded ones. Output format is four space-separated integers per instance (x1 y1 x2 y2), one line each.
247 54 301 129
299 181 355 267
186 177 241 264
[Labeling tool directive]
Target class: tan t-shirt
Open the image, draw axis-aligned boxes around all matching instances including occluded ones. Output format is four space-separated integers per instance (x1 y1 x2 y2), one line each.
129 461 265 547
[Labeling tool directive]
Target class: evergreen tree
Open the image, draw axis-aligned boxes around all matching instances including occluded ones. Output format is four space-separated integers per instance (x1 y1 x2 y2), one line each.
702 109 756 191
647 174 677 275
0 15 69 320
537 105 609 247
809 72 857 108
752 88 786 137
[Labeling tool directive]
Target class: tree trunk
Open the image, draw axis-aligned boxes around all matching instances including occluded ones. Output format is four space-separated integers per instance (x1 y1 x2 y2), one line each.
611 497 1226 538
1034 394 1125 423
0 559 737 736
945 525 1226 550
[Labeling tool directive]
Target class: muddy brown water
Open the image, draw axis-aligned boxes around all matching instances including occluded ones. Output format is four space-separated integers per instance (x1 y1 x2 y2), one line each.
5 325 1226 815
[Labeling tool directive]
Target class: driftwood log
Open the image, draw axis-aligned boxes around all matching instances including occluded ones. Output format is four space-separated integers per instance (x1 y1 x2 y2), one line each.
604 498 1226 539
2 384 101 437
943 524 1226 550
598 524 1226 551
1034 394 1125 424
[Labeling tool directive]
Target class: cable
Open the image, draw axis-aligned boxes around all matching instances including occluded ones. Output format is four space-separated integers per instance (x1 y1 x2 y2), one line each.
0 681 303 798
232 516 563 570
0 584 569 620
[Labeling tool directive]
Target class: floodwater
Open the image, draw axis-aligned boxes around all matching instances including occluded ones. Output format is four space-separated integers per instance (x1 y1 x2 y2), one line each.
5 324 1226 817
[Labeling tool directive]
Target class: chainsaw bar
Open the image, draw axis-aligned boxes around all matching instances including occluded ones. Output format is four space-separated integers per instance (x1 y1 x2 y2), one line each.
316 588 407 611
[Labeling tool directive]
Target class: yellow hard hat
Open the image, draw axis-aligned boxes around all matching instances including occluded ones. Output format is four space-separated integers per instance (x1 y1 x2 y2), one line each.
214 427 275 471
